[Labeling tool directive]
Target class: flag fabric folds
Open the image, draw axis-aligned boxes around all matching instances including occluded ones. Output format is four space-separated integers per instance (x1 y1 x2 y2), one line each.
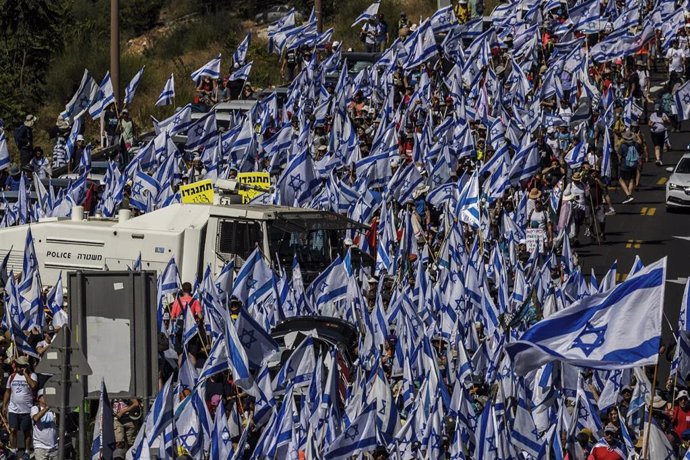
507 257 667 374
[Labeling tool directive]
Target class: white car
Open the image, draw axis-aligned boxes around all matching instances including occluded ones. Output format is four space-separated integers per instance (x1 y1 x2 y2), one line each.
666 153 690 210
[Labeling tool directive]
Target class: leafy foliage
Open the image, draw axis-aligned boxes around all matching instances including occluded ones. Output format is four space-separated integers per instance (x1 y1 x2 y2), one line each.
0 0 68 126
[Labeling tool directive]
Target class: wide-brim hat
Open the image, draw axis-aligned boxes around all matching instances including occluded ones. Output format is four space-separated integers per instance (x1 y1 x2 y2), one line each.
647 394 667 409
528 188 542 200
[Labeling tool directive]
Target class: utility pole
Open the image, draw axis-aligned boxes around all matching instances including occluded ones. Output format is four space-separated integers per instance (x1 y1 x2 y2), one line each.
315 0 323 33
111 0 120 107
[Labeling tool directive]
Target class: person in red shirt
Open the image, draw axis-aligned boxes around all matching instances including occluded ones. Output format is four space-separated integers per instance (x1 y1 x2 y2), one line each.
588 424 625 460
670 389 690 439
169 282 202 320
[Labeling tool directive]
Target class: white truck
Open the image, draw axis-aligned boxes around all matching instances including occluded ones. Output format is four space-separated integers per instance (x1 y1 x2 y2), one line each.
0 202 365 285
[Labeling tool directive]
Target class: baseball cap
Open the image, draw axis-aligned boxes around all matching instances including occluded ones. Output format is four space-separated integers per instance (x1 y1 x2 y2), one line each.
604 423 618 434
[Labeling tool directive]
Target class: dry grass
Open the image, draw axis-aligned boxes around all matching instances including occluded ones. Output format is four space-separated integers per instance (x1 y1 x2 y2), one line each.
18 0 455 164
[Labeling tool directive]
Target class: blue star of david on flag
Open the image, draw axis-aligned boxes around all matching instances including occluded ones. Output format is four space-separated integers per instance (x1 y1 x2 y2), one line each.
179 427 198 449
239 329 257 348
344 424 360 441
378 400 387 416
486 436 498 454
131 181 144 196
430 428 443 449
572 321 607 356
578 404 589 420
288 174 305 193
246 276 257 290
221 427 231 445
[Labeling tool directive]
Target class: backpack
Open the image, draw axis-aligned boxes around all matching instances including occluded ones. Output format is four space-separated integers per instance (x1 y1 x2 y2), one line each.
286 50 296 64
624 143 640 168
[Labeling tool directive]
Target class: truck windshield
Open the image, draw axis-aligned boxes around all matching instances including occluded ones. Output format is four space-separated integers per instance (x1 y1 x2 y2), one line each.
217 220 263 261
267 225 337 274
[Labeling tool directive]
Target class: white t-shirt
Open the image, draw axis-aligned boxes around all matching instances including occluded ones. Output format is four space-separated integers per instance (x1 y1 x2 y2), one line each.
30 405 57 450
666 47 686 73
649 112 667 133
636 69 649 92
6 373 37 414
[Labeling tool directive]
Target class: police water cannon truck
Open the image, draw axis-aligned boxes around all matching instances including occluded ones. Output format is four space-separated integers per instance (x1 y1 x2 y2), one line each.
0 179 365 285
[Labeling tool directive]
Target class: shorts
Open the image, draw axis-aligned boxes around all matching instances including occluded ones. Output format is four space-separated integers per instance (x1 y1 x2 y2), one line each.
114 418 138 447
651 131 665 147
34 447 58 460
8 412 31 432
619 167 635 182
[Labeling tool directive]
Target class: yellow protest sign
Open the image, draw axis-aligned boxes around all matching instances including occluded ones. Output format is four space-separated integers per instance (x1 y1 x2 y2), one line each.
237 172 271 203
180 179 214 204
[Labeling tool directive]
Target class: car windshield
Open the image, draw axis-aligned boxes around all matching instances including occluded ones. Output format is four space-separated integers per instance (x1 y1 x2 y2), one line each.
350 61 374 74
676 158 690 174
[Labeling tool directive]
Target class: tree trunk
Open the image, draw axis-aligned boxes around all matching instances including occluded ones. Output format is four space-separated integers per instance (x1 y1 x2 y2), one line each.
19 49 27 90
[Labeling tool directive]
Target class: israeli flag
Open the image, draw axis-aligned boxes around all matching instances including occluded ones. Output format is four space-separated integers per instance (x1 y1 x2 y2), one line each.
459 170 480 229
154 103 192 136
325 403 378 459
123 66 145 105
507 257 667 374
145 376 174 445
88 71 115 119
404 20 438 70
229 61 253 82
233 32 251 66
185 111 217 151
65 115 83 163
351 1 380 27
130 167 161 212
90 380 115 460
60 69 99 120
588 125 606 178
275 149 320 206
155 73 175 107
430 5 457 34
190 54 221 83
674 80 690 121
0 133 10 171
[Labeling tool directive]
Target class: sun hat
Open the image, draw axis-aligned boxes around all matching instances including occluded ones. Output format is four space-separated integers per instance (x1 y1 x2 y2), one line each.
528 188 542 200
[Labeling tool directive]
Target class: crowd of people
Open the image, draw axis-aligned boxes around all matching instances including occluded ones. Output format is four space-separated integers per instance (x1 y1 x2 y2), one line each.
1 0 690 458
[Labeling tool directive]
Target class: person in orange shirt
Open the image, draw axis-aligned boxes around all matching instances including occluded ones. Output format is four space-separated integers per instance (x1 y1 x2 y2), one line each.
170 282 202 320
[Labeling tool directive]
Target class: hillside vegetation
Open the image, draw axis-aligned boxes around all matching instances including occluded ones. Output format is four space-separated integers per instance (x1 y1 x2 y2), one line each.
1 0 438 159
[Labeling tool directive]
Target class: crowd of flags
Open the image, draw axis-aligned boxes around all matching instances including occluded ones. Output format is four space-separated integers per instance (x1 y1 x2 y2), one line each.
3 0 690 458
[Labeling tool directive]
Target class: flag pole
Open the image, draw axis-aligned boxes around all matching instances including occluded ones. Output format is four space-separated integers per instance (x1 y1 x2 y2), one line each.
670 371 679 414
588 191 601 245
642 362 659 460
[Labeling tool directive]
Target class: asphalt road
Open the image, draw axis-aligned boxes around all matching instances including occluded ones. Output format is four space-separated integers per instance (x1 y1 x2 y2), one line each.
577 72 690 380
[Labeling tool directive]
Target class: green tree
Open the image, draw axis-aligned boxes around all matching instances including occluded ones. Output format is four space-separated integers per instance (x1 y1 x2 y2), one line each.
0 0 68 126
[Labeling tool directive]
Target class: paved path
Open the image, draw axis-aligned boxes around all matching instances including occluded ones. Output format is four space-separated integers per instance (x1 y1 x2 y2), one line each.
578 72 690 379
